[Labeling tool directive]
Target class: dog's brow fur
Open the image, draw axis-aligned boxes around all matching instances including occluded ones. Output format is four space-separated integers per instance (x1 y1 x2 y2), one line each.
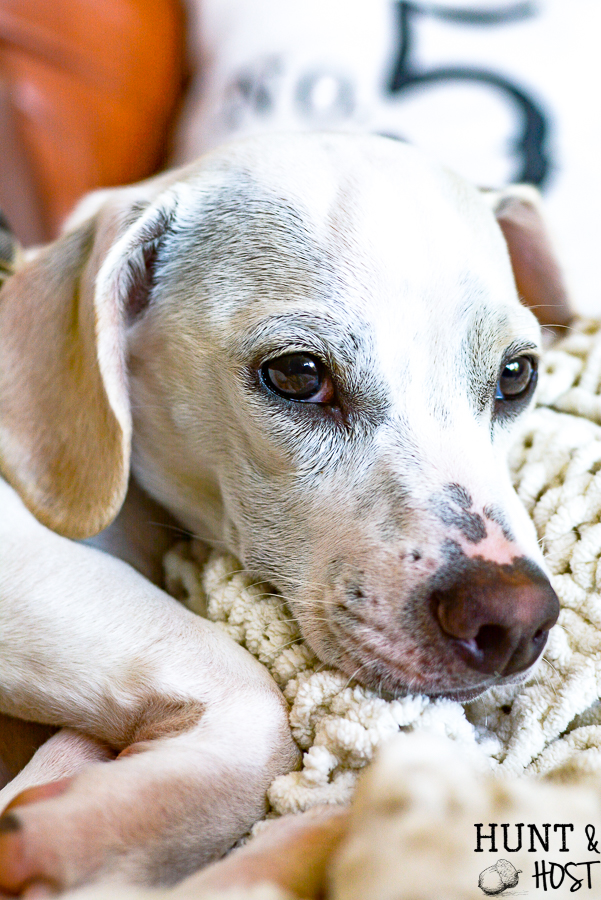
166 175 335 299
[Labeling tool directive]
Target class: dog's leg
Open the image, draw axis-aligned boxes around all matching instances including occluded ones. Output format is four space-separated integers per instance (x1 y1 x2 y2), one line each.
0 479 299 892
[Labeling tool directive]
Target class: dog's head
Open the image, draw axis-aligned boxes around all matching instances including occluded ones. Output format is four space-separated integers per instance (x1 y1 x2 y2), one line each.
0 134 568 699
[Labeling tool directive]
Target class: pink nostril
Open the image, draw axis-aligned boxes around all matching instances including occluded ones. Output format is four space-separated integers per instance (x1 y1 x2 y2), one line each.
432 559 559 677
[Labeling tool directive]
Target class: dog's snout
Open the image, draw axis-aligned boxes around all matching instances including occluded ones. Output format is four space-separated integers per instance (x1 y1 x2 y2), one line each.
432 560 559 677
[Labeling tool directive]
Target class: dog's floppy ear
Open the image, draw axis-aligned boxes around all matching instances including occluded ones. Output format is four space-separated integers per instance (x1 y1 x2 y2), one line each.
482 184 573 330
0 187 177 539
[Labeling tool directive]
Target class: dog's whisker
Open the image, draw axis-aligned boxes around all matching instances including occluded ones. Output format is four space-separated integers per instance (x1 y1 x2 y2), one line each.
540 657 560 696
149 520 195 538
541 655 559 675
554 621 571 638
192 536 235 552
340 663 371 692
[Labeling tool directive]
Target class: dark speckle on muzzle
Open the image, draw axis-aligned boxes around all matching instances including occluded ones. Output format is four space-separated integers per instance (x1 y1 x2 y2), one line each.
431 555 559 677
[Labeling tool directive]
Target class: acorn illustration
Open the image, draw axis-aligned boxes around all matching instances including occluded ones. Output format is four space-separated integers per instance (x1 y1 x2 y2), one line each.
478 859 521 894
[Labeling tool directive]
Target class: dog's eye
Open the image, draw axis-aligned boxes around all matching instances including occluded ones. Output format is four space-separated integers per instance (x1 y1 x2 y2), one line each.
495 355 537 401
261 353 333 402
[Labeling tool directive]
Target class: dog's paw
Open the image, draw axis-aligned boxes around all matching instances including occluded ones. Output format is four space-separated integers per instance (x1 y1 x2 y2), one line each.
0 761 194 893
0 777 89 895
0 779 71 894
0 761 178 893
0 738 275 895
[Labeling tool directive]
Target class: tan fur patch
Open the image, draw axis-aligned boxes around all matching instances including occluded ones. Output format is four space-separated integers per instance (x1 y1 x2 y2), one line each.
125 695 205 746
101 694 206 751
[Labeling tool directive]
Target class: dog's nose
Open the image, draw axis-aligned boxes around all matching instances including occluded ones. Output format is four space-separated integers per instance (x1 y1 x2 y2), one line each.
432 560 559 677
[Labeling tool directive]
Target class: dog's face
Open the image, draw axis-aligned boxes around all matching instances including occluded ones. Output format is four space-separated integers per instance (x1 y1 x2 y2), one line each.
123 135 557 699
0 133 559 699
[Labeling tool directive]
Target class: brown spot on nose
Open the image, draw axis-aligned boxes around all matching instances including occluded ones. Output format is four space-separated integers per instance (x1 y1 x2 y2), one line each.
432 557 559 677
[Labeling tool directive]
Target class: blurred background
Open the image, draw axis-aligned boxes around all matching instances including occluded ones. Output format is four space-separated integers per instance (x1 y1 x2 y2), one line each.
0 0 599 312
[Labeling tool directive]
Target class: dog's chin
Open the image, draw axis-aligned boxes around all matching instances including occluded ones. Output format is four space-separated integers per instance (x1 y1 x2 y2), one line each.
361 659 537 703
346 661 531 704
350 665 498 703
421 684 496 703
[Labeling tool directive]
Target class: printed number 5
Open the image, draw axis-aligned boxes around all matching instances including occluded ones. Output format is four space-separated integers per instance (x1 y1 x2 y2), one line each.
387 1 551 186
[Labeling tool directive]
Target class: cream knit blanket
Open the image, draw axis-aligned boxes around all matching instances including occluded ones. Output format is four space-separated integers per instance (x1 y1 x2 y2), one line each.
164 318 601 816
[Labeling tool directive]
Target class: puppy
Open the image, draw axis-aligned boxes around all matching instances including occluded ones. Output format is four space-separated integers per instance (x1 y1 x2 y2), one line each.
0 132 565 893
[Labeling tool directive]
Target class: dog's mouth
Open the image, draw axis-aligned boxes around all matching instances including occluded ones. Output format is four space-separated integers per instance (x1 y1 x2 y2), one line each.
319 611 502 699
292 554 559 700
306 615 545 701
